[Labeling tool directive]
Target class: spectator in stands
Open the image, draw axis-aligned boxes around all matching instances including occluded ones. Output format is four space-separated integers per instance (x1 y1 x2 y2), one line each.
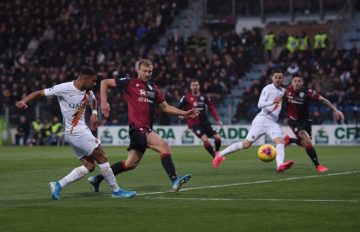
298 31 310 58
187 33 198 52
15 116 30 146
264 31 275 60
211 30 224 54
286 33 299 53
2 0 358 129
313 31 328 58
46 116 63 145
312 110 324 125
30 118 43 145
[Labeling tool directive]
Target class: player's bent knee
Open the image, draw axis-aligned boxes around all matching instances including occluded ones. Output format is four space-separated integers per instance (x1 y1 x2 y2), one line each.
126 162 139 170
202 139 211 145
125 157 141 169
160 143 171 153
242 141 252 149
298 130 309 139
213 134 221 140
85 164 96 172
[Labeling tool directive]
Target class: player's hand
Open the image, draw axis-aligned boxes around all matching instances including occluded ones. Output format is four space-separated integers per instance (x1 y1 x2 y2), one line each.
217 121 224 128
101 101 110 118
90 114 98 130
16 101 28 109
334 110 344 121
185 108 200 118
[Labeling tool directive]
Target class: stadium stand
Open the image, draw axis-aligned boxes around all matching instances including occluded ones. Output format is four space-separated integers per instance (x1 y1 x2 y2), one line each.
1 0 359 146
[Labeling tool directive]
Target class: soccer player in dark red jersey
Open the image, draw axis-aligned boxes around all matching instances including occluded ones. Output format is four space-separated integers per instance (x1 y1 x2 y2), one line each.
88 59 199 192
284 74 344 172
178 80 223 158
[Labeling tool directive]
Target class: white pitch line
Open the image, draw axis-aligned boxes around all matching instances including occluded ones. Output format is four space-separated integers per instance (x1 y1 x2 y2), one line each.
143 196 359 203
137 170 360 196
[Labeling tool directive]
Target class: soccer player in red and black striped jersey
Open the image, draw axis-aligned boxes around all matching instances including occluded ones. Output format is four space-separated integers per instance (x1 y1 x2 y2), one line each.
88 59 199 192
284 74 344 172
178 80 223 158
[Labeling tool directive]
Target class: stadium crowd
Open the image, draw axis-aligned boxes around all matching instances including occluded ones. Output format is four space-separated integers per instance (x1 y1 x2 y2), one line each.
234 33 360 123
0 0 264 129
0 0 189 125
0 0 359 146
207 0 360 17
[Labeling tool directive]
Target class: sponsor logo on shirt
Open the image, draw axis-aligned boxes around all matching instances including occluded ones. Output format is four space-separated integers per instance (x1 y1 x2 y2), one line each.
70 95 88 134
138 97 154 103
69 103 84 109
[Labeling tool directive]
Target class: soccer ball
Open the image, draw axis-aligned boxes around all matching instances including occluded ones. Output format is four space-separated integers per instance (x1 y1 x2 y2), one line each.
257 144 277 162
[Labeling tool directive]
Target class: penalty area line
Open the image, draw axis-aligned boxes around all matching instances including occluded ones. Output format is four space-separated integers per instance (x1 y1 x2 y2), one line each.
137 170 360 196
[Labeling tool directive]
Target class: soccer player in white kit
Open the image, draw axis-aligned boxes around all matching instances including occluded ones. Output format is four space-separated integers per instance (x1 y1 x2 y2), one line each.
213 71 294 172
16 67 136 200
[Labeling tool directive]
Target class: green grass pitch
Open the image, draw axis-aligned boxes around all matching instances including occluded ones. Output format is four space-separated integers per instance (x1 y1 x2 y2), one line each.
0 145 359 232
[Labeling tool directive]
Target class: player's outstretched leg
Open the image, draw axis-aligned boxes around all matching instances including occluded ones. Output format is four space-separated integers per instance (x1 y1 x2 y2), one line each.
172 174 192 191
98 162 136 198
213 141 245 168
276 160 294 172
88 176 100 192
284 135 300 146
49 181 62 200
88 160 130 192
213 151 226 169
316 164 328 172
112 189 137 198
49 165 91 200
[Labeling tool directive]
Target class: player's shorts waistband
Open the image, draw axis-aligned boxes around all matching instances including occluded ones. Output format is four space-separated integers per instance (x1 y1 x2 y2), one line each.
129 123 152 135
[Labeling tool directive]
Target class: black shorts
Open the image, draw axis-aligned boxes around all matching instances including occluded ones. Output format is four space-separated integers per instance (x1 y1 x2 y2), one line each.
190 122 217 139
288 119 312 138
127 126 151 154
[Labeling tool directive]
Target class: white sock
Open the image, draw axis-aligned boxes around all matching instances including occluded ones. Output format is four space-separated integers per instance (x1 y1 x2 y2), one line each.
98 162 120 192
58 165 90 188
276 143 285 168
220 142 243 157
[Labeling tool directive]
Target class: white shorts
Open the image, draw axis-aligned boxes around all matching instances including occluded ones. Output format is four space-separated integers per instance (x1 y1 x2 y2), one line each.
246 115 283 142
65 129 101 159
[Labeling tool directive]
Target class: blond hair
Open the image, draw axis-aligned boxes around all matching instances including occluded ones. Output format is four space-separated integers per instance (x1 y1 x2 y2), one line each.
135 59 153 70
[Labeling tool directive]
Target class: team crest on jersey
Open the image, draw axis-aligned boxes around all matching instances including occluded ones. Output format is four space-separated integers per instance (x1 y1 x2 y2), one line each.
299 92 304 97
140 89 146 96
147 91 155 98
136 84 139 87
193 102 198 107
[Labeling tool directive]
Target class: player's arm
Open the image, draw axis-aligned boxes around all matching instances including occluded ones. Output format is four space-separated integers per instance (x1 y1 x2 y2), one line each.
318 95 344 121
159 101 199 118
100 79 117 118
88 91 98 130
206 97 223 126
16 90 45 109
177 96 187 119
257 88 280 109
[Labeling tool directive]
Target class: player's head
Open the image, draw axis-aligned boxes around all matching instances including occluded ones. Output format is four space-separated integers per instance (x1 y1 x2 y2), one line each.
136 59 153 83
190 79 200 95
272 70 283 87
78 66 97 90
291 73 304 91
